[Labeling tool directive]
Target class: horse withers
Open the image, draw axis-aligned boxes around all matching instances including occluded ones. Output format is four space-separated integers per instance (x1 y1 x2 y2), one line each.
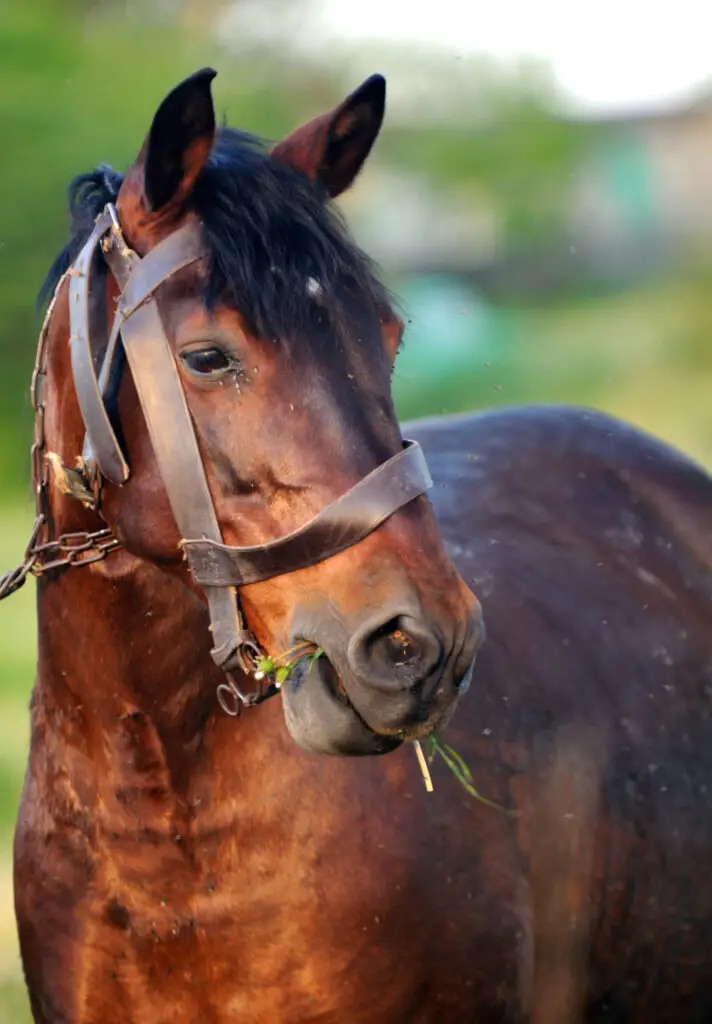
9 69 712 1022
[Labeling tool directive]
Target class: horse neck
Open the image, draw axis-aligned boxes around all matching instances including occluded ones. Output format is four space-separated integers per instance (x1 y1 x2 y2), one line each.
34 555 304 865
37 553 213 727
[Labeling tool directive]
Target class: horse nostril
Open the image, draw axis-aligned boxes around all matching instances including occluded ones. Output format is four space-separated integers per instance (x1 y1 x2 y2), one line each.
348 613 443 692
369 618 423 667
388 630 418 666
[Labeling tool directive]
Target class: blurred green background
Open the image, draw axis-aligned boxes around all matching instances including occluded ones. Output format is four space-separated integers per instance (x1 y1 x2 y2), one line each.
2 1 712 1017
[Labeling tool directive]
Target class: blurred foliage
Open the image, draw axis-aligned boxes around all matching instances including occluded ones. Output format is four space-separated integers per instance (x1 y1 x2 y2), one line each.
0 979 32 1023
0 0 602 495
395 267 712 469
0 0 314 493
0 0 197 489
372 53 593 245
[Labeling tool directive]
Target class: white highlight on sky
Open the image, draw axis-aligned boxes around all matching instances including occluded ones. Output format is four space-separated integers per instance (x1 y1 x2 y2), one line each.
317 0 712 115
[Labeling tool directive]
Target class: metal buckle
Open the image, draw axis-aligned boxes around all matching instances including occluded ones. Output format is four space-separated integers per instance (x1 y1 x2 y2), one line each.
103 203 132 258
215 672 280 716
216 678 244 717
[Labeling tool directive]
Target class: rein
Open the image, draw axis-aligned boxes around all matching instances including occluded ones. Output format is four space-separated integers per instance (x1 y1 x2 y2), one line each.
1 204 433 715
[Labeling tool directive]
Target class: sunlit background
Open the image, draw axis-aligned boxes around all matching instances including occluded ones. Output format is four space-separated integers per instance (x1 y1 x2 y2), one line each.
2 1 712 1016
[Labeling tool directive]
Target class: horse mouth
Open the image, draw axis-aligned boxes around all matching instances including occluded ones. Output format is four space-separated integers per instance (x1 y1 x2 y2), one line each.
280 647 402 756
283 644 451 751
314 655 455 741
316 655 351 705
290 649 360 713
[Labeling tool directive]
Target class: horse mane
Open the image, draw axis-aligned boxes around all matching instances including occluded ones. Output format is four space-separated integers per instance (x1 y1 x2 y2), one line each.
40 127 393 345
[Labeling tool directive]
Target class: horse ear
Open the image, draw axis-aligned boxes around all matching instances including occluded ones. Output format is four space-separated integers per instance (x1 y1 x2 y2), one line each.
270 75 386 197
140 68 217 213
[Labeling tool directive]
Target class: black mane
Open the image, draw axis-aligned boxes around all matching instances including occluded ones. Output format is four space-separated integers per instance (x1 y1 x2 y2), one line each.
40 127 392 343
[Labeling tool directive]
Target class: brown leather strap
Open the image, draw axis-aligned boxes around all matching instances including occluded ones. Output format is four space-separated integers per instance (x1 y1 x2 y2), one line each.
204 585 261 673
181 440 432 587
71 214 206 489
115 233 255 670
78 215 139 481
119 221 206 317
69 212 130 485
119 297 218 537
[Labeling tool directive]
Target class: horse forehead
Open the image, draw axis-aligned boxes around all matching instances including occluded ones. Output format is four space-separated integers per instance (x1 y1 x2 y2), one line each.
160 276 326 328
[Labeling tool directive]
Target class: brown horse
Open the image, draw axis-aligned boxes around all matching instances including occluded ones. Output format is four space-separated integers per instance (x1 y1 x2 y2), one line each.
9 68 712 1022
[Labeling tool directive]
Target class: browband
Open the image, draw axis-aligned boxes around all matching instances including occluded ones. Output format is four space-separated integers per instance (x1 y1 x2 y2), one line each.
68 204 434 707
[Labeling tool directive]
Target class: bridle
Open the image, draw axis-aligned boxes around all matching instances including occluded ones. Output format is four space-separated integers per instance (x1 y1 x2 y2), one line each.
1 204 433 713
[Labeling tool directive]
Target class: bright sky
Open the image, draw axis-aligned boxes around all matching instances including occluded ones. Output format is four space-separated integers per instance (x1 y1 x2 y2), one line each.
317 0 712 115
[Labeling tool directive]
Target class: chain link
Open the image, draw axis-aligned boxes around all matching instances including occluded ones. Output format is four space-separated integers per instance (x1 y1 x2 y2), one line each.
0 515 43 600
1 270 122 603
1 523 122 599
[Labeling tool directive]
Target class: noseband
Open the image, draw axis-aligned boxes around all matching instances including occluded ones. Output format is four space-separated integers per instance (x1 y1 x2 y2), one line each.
55 205 432 711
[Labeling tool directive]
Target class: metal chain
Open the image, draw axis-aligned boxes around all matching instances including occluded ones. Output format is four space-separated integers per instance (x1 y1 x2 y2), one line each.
0 520 120 599
0 515 43 600
1 270 122 603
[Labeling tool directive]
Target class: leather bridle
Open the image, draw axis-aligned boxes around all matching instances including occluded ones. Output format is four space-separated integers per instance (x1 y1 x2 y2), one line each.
8 204 432 713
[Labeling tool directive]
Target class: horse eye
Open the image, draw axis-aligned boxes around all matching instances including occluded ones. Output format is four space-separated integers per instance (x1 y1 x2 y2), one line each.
181 347 236 378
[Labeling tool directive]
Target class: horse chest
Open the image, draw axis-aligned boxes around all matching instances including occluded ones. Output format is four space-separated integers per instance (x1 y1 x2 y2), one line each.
82 870 521 1023
16 725 530 1023
30 805 523 1024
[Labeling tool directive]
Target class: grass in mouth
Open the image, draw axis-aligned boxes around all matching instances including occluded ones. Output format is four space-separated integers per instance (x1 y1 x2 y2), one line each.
413 736 518 817
253 643 324 687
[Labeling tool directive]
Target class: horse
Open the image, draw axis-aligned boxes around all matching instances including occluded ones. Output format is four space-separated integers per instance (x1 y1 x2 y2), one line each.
7 67 712 1022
